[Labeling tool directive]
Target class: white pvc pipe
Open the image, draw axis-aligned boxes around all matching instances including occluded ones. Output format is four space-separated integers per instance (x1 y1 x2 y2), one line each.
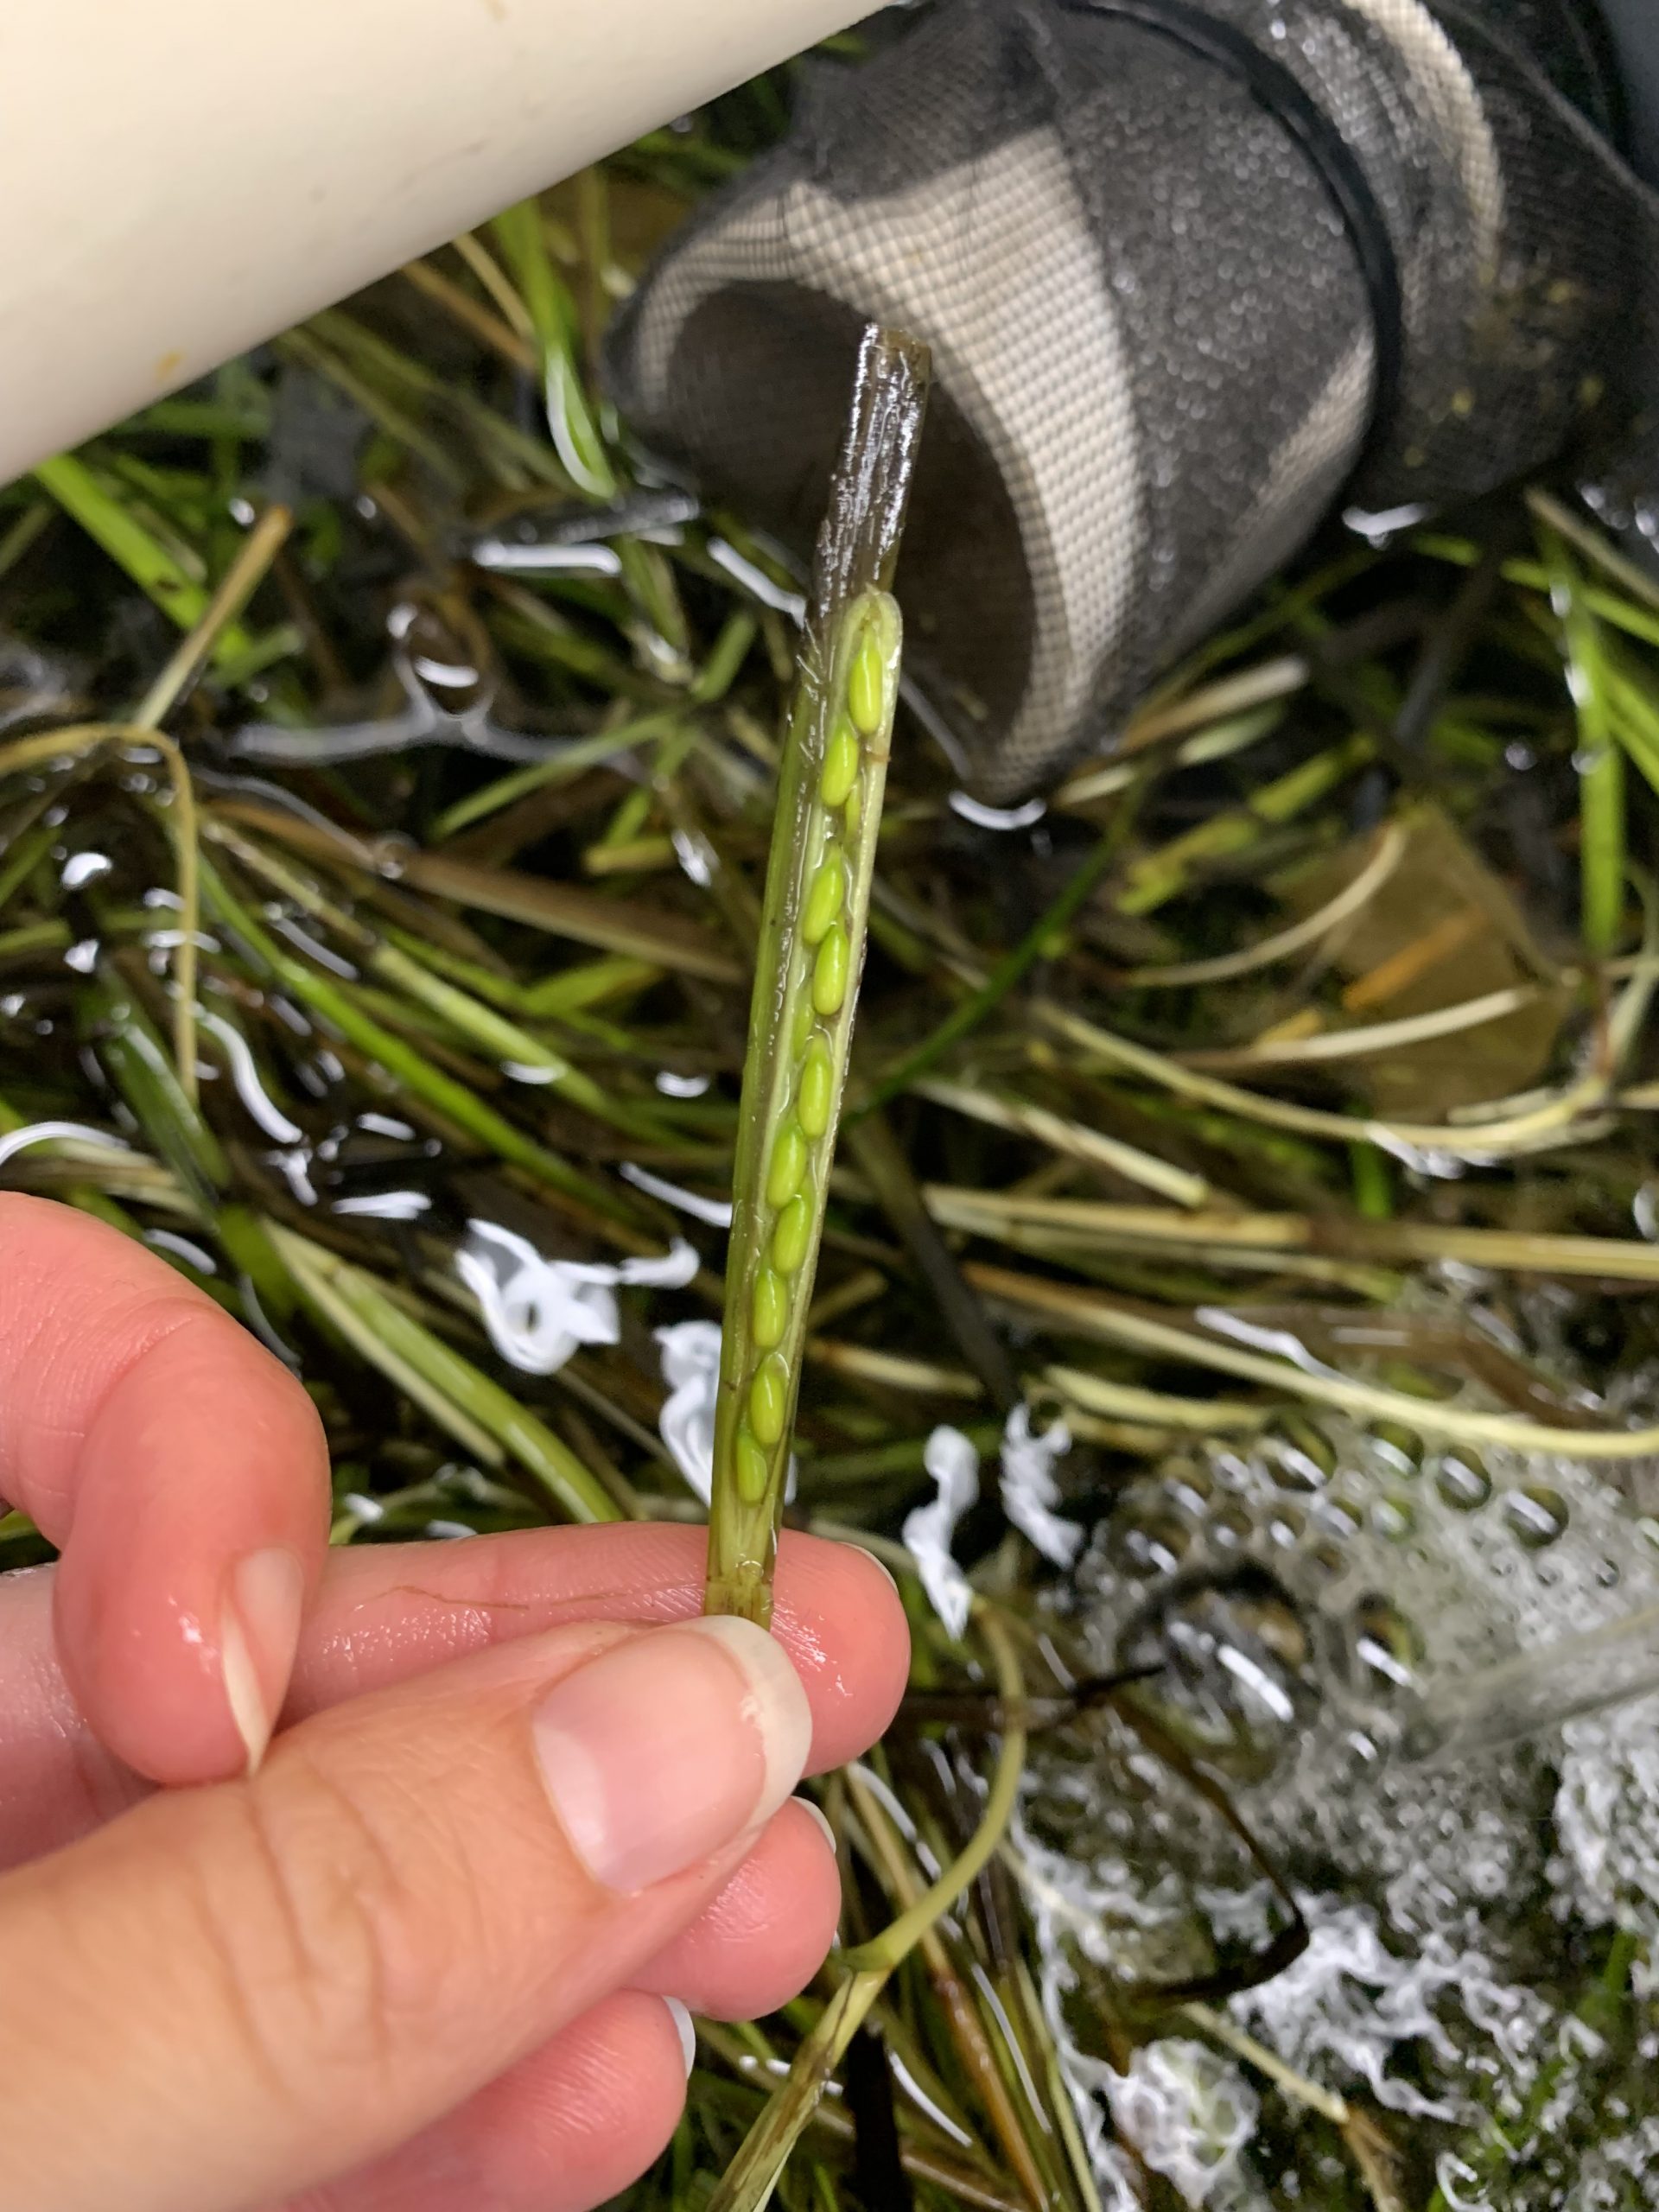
0 0 865 486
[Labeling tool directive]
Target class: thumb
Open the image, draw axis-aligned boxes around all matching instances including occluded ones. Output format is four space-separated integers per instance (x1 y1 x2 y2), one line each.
0 1612 810 2212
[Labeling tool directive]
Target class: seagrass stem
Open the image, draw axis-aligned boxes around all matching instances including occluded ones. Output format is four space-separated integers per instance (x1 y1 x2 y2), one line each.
703 326 929 1625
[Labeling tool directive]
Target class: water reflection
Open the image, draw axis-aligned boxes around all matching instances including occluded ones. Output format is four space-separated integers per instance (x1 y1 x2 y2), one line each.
232 600 569 766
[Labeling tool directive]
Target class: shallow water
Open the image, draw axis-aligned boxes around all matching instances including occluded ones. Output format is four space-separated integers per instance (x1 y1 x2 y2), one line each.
1018 1285 1659 2206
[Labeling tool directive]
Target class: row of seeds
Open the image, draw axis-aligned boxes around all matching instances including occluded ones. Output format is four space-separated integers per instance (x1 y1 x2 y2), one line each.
731 601 895 1502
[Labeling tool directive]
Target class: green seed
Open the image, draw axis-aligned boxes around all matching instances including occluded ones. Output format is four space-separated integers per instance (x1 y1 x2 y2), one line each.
735 1427 771 1504
821 716 860 808
791 989 816 1059
849 625 887 738
811 924 850 1016
772 1192 810 1274
842 776 862 837
802 845 846 946
749 1352 789 1445
753 1267 788 1350
797 1035 834 1138
766 1122 808 1209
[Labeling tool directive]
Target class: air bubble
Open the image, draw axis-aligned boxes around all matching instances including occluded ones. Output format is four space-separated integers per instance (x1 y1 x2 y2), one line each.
1370 1421 1424 1478
1505 1485 1568 1550
1108 1508 1191 1579
1436 1452 1492 1512
1345 1594 1424 1700
1370 1494 1416 1543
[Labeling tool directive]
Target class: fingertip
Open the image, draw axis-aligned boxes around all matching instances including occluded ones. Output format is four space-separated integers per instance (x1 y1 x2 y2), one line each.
51 1303 328 1784
298 1993 690 2212
772 1532 912 1773
222 1545 309 1775
795 1795 839 1861
662 1995 697 2077
632 1798 843 2020
435 1993 692 2211
0 1199 331 1778
280 1524 911 1783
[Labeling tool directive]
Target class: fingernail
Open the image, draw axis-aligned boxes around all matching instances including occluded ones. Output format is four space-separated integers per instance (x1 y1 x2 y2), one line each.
862 1546 900 1594
798 1798 838 1859
533 1616 811 1893
663 1997 696 2077
221 1548 306 1774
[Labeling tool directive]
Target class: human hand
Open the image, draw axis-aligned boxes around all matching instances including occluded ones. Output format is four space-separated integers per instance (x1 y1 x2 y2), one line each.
0 1195 910 2212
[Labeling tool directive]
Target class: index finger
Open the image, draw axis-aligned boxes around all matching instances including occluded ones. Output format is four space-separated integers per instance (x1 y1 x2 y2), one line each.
0 1193 329 1785
0 1525 912 1864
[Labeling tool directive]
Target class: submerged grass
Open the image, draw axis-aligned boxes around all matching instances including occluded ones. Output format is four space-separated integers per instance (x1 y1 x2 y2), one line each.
2 70 1658 2211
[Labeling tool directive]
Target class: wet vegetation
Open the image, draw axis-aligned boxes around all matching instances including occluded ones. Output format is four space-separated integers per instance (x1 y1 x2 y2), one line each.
3 54 1659 2212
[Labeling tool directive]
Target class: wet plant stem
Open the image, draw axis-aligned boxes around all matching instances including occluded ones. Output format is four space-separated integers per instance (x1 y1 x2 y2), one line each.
270 1225 620 1523
703 325 929 1627
32 452 258 656
968 1259 1659 1458
705 1607 1026 2212
491 197 616 499
0 721 201 1100
1541 526 1625 953
859 816 1130 1119
0 509 286 1107
198 853 638 1226
130 504 291 1100
202 817 680 1147
133 503 292 729
1112 729 1372 917
845 1764 1052 2209
929 1186 1659 1285
845 1106 1020 1412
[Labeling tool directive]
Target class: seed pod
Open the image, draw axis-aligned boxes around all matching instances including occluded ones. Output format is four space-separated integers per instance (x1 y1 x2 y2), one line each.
749 1351 790 1445
811 924 850 1016
766 1122 809 1208
848 627 887 739
735 1428 771 1505
753 1268 788 1349
821 717 861 809
802 846 847 946
772 1193 811 1274
704 324 927 1628
797 1037 834 1138
718 588 897 1495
